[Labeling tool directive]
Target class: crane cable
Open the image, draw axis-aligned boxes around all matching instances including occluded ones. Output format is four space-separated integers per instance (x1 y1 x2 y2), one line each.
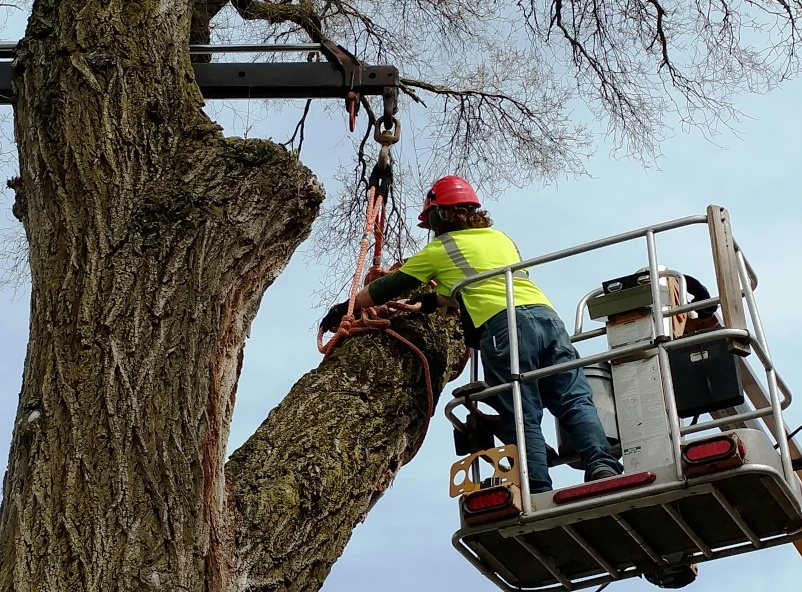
317 116 440 464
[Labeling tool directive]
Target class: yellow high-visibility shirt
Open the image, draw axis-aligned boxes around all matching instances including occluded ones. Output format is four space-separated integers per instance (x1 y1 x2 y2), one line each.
399 228 553 327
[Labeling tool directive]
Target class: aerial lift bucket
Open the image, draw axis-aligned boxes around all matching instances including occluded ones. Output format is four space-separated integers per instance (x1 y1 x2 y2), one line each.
445 206 802 591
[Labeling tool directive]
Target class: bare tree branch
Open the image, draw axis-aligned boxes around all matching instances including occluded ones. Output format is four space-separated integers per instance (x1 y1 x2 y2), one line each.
231 0 323 41
191 0 802 299
281 99 313 150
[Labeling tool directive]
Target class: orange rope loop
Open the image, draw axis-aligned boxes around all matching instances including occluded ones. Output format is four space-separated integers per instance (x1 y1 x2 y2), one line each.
317 121 468 464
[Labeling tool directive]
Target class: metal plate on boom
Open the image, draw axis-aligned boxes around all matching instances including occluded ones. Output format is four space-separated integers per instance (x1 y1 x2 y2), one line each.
0 41 400 104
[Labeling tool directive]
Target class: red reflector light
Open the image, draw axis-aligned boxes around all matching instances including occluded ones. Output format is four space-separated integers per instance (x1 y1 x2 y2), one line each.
682 437 736 464
553 472 656 504
464 488 512 513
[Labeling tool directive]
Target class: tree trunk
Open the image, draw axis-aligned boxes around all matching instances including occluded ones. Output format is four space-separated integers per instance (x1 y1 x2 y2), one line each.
0 1 466 591
0 1 324 590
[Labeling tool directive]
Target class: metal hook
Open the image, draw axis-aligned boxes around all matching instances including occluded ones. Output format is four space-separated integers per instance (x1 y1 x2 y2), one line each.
377 145 391 171
374 115 401 146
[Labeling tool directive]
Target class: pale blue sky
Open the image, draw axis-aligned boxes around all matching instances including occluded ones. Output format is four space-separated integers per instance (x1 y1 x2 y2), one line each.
2 7 802 592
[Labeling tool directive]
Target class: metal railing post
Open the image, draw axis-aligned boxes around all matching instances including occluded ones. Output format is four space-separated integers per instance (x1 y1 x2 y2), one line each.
735 250 797 488
657 345 687 481
504 269 532 513
645 230 666 340
470 350 480 383
645 230 685 480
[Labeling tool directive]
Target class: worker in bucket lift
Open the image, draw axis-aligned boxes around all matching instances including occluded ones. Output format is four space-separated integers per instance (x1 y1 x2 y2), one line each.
321 175 623 493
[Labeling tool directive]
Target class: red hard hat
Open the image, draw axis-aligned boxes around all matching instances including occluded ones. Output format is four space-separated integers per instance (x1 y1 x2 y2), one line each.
418 176 481 228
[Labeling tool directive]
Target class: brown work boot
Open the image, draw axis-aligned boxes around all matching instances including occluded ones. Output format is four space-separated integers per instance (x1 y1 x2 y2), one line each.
589 468 619 481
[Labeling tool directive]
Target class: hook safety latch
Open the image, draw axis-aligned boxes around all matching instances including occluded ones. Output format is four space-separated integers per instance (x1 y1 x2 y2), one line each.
345 91 360 132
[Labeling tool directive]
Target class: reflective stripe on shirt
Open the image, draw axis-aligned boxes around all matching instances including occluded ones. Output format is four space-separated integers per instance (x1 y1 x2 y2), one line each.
439 233 530 282
399 228 552 327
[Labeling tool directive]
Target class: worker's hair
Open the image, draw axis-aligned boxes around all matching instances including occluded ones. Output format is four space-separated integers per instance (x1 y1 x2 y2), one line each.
437 205 493 232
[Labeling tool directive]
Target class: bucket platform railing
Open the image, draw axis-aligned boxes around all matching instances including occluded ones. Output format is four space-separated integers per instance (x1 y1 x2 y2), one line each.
444 205 802 591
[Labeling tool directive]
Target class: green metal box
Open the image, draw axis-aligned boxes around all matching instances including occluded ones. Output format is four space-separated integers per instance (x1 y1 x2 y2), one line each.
587 284 667 320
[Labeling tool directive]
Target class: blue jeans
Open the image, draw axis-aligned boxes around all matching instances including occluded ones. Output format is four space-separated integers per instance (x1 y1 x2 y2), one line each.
480 305 623 493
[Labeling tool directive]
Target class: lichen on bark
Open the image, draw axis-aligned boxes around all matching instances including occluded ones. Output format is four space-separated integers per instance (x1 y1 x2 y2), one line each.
226 309 466 591
1 1 325 590
0 2 468 591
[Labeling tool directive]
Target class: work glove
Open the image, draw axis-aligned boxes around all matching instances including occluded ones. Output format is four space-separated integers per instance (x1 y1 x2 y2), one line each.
320 301 350 333
408 292 440 314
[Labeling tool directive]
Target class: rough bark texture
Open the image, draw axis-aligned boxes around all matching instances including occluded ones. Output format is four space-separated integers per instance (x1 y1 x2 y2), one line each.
226 312 466 591
0 2 468 591
0 1 323 591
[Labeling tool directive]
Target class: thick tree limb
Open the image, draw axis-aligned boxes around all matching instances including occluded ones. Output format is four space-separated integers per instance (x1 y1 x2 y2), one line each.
191 0 232 47
226 310 466 591
231 0 323 41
